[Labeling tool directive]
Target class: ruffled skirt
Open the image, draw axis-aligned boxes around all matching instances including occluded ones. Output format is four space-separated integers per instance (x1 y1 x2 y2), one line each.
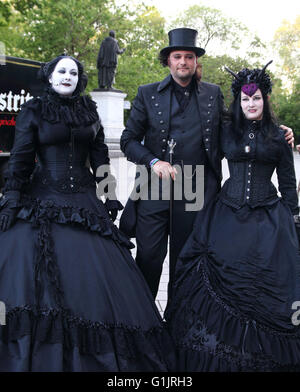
165 199 300 371
0 186 175 372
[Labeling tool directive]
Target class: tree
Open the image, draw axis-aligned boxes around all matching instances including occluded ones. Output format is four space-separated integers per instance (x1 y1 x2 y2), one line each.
273 16 300 85
272 78 300 141
115 6 169 102
8 0 117 62
272 17 300 140
0 1 12 27
168 4 266 60
1 0 168 95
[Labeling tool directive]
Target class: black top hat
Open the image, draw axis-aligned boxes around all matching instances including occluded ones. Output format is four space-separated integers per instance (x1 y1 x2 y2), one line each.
160 28 205 57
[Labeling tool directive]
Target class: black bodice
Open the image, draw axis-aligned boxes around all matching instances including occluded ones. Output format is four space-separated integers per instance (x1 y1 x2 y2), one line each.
220 121 298 215
4 93 109 194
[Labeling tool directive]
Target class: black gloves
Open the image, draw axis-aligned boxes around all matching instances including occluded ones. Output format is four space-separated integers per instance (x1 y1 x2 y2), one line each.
0 190 21 231
104 199 123 222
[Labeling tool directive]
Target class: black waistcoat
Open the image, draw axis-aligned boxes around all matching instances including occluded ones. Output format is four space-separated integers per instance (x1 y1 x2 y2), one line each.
163 91 206 167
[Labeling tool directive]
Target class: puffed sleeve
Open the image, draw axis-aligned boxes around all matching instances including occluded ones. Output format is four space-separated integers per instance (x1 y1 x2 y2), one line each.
276 131 299 215
89 121 121 207
3 99 38 193
89 120 110 178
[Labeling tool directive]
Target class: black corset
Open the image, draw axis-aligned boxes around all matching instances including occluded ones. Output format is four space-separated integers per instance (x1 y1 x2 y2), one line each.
220 160 279 209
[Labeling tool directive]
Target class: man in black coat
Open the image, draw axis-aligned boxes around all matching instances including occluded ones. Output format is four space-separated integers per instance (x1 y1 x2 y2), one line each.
120 28 293 300
120 28 225 300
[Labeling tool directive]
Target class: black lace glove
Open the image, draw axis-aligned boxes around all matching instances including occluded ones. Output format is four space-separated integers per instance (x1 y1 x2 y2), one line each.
0 190 21 231
104 199 124 222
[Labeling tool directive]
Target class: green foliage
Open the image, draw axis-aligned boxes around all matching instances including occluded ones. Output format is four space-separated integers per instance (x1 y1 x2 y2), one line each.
169 4 246 51
10 0 114 61
272 78 300 141
115 6 168 102
1 0 297 135
0 1 12 27
1 0 168 99
272 16 300 138
273 16 300 83
168 4 266 60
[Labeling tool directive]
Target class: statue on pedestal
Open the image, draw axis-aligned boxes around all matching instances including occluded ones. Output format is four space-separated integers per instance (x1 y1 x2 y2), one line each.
97 30 125 90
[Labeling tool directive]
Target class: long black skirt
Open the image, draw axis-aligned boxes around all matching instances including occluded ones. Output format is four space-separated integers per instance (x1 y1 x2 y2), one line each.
165 198 300 371
0 187 175 372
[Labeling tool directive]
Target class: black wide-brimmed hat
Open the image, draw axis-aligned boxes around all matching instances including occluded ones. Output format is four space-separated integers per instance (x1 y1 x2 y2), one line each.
160 28 205 57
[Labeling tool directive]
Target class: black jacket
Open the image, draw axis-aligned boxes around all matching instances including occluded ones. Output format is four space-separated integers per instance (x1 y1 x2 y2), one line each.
119 75 226 237
3 95 107 194
120 74 226 183
220 121 299 215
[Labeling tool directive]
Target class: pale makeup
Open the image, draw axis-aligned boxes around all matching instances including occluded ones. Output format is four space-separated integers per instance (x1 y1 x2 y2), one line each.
167 51 198 87
240 89 264 121
49 58 79 96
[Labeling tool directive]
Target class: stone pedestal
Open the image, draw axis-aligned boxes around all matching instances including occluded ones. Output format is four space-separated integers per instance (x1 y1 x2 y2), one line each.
90 89 127 158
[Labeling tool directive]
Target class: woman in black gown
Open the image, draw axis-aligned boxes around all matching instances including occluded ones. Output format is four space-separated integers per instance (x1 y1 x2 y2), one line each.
165 62 300 371
0 55 175 372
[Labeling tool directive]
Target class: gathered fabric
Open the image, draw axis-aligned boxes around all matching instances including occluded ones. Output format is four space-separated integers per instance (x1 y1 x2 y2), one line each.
165 122 300 372
0 89 175 372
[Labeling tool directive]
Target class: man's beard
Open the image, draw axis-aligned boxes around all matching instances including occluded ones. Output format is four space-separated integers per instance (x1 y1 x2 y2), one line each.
176 70 194 82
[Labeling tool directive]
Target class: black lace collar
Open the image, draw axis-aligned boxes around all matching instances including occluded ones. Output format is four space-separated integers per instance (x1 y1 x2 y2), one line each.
40 88 99 127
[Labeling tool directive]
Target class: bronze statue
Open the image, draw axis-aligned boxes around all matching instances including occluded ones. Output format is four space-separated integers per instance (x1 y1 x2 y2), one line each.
97 30 125 90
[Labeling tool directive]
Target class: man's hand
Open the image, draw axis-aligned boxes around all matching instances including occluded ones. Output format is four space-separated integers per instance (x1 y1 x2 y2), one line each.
152 160 177 180
280 125 294 147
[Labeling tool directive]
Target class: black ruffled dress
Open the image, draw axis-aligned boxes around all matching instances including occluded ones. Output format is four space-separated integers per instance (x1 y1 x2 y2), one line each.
165 121 300 371
0 90 174 372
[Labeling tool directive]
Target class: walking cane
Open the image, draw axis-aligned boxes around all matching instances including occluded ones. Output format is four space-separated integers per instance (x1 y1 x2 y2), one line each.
167 138 176 299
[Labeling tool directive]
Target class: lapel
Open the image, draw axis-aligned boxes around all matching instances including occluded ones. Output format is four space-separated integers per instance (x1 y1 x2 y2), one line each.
195 81 205 125
156 75 172 136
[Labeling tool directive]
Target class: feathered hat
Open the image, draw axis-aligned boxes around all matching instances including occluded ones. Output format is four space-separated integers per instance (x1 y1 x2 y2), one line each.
225 60 273 97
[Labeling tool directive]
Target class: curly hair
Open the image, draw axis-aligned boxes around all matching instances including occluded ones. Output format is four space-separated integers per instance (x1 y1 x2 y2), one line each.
158 51 169 67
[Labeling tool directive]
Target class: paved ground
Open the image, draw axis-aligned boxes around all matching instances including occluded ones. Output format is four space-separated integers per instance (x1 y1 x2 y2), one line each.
111 151 300 317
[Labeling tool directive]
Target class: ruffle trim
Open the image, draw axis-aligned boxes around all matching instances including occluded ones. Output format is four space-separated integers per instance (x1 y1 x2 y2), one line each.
21 92 99 127
218 194 280 211
166 250 300 371
0 305 172 370
16 197 134 249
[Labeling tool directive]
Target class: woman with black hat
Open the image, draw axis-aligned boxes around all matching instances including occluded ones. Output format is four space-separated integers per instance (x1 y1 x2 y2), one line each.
0 54 175 372
165 61 300 371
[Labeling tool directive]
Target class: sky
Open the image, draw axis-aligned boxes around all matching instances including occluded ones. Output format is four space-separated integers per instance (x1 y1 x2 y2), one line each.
147 0 299 43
